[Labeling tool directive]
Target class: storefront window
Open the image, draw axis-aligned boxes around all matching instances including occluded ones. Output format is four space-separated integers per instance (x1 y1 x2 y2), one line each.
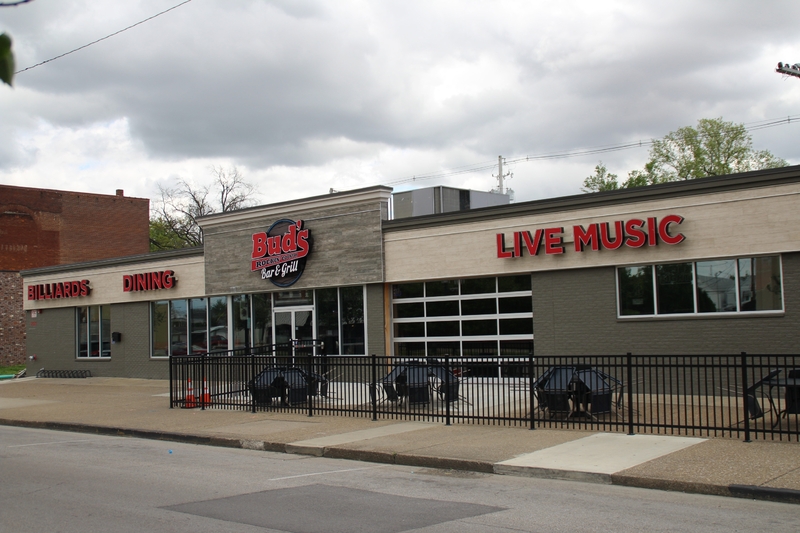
315 288 338 355
656 263 694 314
498 296 533 314
392 282 424 299
500 340 533 356
395 322 424 337
461 298 496 315
462 319 497 336
170 300 188 355
394 302 424 318
274 290 313 307
461 277 496 295
427 341 460 357
462 340 498 356
252 293 273 348
394 341 425 356
189 298 207 354
696 259 737 313
77 306 110 358
391 275 533 358
426 280 459 297
151 301 169 357
426 300 458 316
739 256 783 311
618 266 655 316
426 321 460 336
339 286 364 354
498 275 532 292
232 294 250 350
499 318 533 335
208 296 227 352
617 256 784 317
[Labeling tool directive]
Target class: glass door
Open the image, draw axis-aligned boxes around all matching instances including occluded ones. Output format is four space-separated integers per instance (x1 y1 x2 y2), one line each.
274 307 315 364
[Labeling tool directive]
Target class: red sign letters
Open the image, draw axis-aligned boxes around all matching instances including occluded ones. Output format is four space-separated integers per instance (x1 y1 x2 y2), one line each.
123 270 176 292
27 280 90 300
497 215 685 259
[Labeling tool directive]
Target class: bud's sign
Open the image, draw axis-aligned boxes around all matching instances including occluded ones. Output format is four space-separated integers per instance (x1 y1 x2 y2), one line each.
251 219 312 287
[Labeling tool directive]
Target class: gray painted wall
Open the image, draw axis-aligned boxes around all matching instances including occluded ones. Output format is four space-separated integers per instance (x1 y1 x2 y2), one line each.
25 302 168 378
532 252 800 355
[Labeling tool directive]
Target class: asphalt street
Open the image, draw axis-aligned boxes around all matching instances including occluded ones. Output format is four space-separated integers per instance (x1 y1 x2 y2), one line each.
2 425 799 533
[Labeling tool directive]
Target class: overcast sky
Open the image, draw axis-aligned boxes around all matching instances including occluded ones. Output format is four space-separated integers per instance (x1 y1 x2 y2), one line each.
1 0 799 208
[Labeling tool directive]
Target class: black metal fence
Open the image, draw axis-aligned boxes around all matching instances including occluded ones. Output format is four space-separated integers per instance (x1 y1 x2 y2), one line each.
169 346 799 442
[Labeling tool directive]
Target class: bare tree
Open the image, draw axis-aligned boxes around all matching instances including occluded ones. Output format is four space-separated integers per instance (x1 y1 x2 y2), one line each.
150 166 258 250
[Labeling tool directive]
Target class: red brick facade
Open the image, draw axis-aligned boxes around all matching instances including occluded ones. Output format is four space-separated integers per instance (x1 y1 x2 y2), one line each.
0 271 24 367
0 185 150 365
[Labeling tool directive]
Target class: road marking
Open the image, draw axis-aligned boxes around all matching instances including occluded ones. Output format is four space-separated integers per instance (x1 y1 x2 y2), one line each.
267 464 390 481
8 439 97 448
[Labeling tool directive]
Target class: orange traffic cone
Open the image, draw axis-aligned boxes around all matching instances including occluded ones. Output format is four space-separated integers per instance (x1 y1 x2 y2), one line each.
184 378 197 408
202 378 211 405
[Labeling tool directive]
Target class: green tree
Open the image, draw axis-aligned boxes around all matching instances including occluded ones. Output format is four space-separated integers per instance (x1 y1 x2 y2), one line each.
647 118 786 181
581 163 619 193
0 33 14 86
150 166 257 251
582 118 788 193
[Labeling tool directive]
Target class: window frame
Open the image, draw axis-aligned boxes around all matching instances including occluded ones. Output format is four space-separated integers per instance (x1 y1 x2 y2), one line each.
391 275 533 358
616 255 785 319
76 305 111 359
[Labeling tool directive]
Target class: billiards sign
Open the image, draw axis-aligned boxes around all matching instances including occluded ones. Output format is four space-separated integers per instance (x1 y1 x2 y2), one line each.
251 219 313 287
27 279 90 300
496 214 685 258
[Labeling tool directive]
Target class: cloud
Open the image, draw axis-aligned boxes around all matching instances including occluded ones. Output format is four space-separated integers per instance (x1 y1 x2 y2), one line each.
1 0 798 205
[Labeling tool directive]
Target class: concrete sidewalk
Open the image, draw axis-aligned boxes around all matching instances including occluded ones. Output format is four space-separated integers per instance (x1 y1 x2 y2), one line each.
1 377 799 504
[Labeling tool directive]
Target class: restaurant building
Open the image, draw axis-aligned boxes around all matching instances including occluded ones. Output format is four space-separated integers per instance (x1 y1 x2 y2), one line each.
21 165 800 378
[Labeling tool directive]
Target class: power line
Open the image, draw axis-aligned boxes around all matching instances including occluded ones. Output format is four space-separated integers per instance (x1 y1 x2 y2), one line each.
14 0 194 75
385 115 800 186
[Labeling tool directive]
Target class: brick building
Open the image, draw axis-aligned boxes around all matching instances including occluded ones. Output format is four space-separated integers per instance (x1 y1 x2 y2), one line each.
0 185 149 366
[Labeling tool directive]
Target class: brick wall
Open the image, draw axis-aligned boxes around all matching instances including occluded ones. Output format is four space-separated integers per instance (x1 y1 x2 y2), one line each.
0 271 24 366
0 185 149 269
2 185 150 365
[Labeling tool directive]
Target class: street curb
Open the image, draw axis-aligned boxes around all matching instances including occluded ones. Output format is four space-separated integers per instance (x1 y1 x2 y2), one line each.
611 475 800 504
728 484 800 504
2 418 797 505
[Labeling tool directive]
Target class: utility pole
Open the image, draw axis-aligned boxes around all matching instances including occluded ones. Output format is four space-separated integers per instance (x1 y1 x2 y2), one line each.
493 155 512 195
776 62 800 79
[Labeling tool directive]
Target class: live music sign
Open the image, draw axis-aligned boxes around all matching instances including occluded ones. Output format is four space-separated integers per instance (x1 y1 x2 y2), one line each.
496 214 685 258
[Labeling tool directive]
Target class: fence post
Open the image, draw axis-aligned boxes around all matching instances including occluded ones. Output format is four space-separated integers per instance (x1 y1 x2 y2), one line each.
627 353 635 436
250 348 256 414
445 354 451 426
741 352 751 443
169 354 174 408
200 352 206 411
307 346 314 418
371 354 378 421
529 353 536 430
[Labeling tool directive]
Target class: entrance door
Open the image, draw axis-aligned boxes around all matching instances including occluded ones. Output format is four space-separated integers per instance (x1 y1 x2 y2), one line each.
274 307 315 363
